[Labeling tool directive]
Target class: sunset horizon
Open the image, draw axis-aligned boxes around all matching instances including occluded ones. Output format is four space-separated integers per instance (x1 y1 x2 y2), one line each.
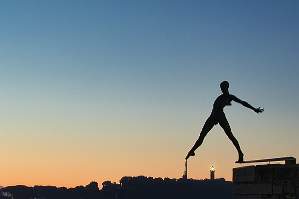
1 0 298 190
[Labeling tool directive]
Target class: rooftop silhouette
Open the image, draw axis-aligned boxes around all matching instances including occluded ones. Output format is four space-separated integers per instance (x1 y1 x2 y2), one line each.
0 176 232 199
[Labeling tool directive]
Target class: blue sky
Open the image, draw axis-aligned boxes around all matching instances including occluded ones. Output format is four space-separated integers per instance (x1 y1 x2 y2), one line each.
0 0 298 186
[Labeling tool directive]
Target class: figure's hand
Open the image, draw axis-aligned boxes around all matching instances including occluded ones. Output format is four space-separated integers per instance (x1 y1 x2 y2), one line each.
255 107 264 113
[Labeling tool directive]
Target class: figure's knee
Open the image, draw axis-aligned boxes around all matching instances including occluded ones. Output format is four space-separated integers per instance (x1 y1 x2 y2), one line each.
225 131 237 141
196 136 204 144
195 134 206 145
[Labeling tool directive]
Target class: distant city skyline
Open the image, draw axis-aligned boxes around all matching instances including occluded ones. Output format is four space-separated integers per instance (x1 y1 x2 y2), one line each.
0 0 298 187
0 176 233 199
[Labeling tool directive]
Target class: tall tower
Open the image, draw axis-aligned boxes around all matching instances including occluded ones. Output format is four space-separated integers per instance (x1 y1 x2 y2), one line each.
182 160 188 180
210 165 215 180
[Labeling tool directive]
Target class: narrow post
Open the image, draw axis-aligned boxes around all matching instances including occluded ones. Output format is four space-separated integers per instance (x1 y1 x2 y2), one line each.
182 160 188 179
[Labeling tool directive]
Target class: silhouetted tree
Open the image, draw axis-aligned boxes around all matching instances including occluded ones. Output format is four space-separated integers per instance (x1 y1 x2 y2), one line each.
86 181 99 192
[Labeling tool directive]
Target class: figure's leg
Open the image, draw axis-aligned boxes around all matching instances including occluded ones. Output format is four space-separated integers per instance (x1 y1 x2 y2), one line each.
186 117 215 159
218 116 244 162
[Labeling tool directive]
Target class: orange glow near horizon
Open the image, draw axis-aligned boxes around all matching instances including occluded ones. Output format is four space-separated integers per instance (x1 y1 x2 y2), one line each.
0 1 298 188
2 123 297 188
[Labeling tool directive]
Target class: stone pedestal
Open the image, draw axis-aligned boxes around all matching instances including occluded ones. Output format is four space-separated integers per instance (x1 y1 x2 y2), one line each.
233 163 299 199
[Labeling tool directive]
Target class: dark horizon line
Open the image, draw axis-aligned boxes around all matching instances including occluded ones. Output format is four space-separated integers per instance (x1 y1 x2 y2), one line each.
0 175 228 189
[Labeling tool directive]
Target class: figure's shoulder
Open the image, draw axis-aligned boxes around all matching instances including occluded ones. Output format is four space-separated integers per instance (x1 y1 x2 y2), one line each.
216 93 236 100
229 94 242 102
226 94 237 101
229 94 236 99
215 94 224 100
215 94 229 102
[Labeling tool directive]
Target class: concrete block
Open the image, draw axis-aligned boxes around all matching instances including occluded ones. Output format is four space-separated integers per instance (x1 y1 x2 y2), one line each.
233 183 272 195
233 195 263 199
234 194 281 199
233 166 256 183
272 184 283 194
233 164 299 199
273 166 297 181
268 196 281 199
255 165 274 183
283 182 296 193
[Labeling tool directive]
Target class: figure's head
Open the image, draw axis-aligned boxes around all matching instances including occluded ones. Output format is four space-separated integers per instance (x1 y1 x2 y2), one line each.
220 81 229 93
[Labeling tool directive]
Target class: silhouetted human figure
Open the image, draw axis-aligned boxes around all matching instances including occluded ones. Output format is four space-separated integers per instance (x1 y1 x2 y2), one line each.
186 81 263 163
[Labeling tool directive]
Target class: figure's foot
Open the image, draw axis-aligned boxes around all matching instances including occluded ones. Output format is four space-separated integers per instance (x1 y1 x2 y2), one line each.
185 150 195 160
235 153 244 163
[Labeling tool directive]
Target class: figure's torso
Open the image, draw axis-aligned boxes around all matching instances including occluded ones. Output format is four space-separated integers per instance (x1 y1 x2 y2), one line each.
212 94 232 113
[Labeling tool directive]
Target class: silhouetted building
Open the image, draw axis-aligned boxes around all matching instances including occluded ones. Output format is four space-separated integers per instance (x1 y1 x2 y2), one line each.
119 176 232 199
1 176 232 199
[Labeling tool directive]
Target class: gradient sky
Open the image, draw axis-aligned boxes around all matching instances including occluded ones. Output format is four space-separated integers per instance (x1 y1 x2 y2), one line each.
0 0 298 187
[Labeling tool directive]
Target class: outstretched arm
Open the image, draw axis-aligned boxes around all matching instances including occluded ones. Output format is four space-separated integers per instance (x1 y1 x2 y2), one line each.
231 95 264 113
